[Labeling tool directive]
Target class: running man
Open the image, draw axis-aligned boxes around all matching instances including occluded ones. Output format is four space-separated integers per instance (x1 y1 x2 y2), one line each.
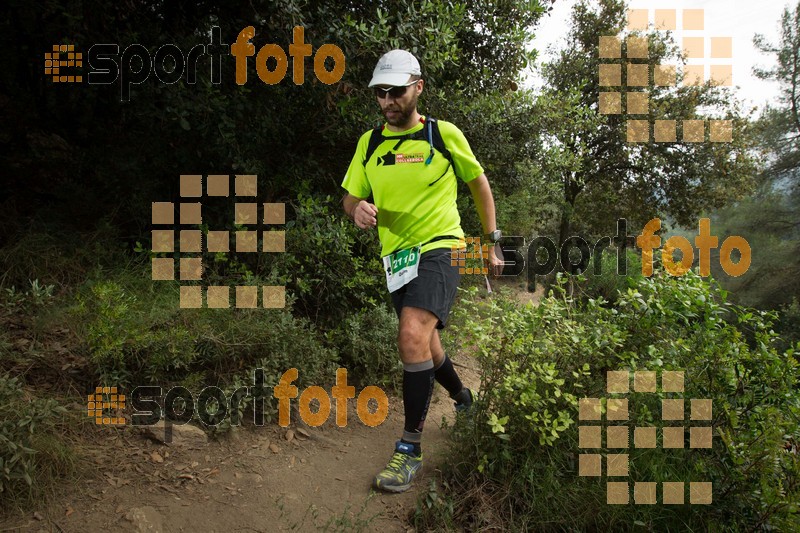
341 49 503 493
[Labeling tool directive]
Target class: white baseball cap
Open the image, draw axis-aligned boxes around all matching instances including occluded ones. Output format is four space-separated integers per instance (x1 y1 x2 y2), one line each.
368 50 422 87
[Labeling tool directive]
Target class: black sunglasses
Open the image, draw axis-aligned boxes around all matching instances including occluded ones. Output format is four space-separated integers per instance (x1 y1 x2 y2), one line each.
374 81 417 99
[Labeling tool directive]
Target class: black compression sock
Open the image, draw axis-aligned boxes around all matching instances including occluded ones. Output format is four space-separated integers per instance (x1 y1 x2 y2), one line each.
433 354 464 399
401 360 435 448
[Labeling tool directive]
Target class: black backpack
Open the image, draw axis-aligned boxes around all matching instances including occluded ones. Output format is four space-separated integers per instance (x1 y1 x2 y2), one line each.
362 117 456 183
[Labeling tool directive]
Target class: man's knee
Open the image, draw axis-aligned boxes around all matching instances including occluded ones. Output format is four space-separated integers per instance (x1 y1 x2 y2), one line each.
397 307 437 360
398 324 428 357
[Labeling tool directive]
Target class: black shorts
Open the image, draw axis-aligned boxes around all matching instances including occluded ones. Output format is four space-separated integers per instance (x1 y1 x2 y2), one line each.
390 248 461 329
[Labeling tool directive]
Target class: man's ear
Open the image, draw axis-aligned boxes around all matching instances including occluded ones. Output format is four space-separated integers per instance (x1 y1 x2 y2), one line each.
416 79 424 95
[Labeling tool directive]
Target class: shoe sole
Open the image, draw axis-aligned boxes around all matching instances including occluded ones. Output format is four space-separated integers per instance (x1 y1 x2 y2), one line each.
373 480 412 493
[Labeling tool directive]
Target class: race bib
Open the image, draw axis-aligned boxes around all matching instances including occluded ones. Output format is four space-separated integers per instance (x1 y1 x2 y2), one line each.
382 245 421 292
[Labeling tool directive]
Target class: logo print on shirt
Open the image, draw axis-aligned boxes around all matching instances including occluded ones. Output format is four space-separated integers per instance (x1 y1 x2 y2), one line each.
377 152 396 165
396 153 424 164
376 152 425 166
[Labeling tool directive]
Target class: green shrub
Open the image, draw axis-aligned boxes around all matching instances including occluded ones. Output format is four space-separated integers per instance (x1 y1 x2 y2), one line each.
277 194 386 328
327 304 401 390
0 220 130 291
776 298 800 353
580 248 642 304
416 271 800 531
72 276 338 402
0 374 68 501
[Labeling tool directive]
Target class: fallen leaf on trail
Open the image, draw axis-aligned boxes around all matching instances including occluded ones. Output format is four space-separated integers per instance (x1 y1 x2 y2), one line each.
65 506 74 517
33 512 43 520
269 443 280 454
285 430 295 442
151 451 163 463
296 428 310 438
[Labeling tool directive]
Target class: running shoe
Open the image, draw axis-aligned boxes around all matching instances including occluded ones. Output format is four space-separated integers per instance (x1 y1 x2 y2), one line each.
372 441 423 493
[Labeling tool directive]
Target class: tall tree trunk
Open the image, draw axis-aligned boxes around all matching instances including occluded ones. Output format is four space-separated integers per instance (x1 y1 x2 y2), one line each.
557 174 580 298
558 173 579 252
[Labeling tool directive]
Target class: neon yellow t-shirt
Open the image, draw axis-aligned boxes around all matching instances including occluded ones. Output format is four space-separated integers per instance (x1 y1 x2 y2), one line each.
341 117 484 257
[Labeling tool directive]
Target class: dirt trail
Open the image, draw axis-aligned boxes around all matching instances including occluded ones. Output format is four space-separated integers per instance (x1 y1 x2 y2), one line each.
1 359 480 533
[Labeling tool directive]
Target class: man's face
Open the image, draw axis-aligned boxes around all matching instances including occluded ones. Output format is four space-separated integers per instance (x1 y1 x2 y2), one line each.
376 78 423 127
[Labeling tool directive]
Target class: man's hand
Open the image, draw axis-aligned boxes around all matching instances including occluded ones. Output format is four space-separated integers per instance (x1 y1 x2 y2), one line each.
486 243 504 277
352 200 378 229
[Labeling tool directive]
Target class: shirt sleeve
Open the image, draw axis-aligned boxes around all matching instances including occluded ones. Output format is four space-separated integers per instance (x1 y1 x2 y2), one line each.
437 120 484 183
341 130 373 198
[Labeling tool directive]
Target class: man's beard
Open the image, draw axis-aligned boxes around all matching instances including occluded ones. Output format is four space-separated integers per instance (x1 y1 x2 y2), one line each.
383 93 418 128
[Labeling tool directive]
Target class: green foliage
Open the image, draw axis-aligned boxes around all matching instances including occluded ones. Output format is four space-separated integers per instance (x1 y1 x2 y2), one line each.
327 304 400 391
580 249 643 304
705 2 800 310
74 280 194 386
72 274 337 397
0 374 67 499
707 189 799 309
776 298 800 353
277 195 386 327
417 271 800 531
0 280 56 313
754 1 800 175
537 0 759 245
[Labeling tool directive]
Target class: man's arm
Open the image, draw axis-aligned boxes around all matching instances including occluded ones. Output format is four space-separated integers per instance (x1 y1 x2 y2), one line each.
342 193 378 230
466 173 503 275
466 173 497 235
